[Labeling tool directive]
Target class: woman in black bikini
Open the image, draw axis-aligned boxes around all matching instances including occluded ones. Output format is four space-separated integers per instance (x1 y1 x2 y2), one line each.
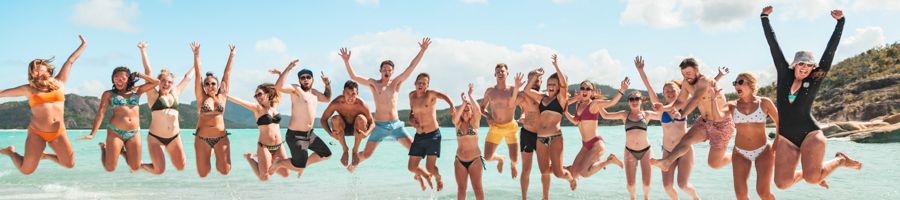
760 6 861 190
521 54 577 191
228 82 291 181
453 83 485 200
191 42 235 177
140 42 195 175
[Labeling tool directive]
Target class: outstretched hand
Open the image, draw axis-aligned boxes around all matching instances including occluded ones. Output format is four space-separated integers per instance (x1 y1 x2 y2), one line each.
551 54 559 67
339 48 352 61
77 134 94 140
190 42 200 55
78 35 86 45
634 56 645 70
514 72 524 88
137 41 147 49
467 83 475 96
831 10 843 20
620 77 631 92
717 66 730 77
321 71 330 85
269 69 282 75
419 37 432 50
762 5 773 15
228 44 236 55
287 59 299 69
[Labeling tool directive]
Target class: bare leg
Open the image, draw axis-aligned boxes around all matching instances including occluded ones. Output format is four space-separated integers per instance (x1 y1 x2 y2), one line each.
639 150 653 200
800 131 861 185
519 151 533 200
470 157 486 200
755 144 776 200
661 148 678 200
408 156 433 191
349 114 368 172
483 141 505 174
652 127 708 171
123 134 142 172
274 148 290 177
142 135 167 174
357 141 380 165
732 148 752 200
454 158 469 200
676 147 700 200
549 136 575 190
426 155 443 191
1 132 45 175
625 148 638 200
330 115 350 167
535 143 552 200
45 133 75 169
773 135 802 189
101 130 124 172
213 137 232 175
194 135 212 178
167 136 187 171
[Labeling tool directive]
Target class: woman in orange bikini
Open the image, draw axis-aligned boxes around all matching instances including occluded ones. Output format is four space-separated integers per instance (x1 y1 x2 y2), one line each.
0 35 86 175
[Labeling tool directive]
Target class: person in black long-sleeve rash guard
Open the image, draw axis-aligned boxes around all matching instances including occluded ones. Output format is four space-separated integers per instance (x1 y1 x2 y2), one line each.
759 5 862 190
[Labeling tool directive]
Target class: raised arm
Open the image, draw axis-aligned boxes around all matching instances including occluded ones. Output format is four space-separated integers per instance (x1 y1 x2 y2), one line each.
339 48 374 86
273 59 299 94
135 72 159 94
433 90 456 114
226 95 259 115
819 10 845 71
600 108 627 120
137 41 152 76
313 71 332 102
393 37 432 85
634 56 661 105
714 67 729 82
522 68 545 101
468 83 483 122
452 95 465 127
760 6 789 71
592 77 630 113
173 66 196 96
550 54 568 102
220 45 236 96
0 85 32 98
191 42 203 104
510 72 524 106
80 91 111 140
55 35 87 83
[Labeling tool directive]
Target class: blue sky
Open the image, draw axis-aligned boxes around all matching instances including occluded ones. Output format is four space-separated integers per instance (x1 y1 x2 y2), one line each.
1 0 897 113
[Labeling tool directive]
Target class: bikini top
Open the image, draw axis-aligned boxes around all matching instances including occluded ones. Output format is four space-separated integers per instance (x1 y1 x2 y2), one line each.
28 89 65 107
256 113 282 126
456 125 477 137
151 95 177 111
573 106 599 121
110 90 140 107
200 99 225 113
734 101 767 124
660 111 686 124
624 110 648 131
538 97 564 114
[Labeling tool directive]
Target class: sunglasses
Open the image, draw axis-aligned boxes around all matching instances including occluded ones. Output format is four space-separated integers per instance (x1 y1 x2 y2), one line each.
628 97 641 102
580 87 593 91
299 75 313 80
796 63 816 68
254 92 265 98
204 82 217 86
733 79 745 86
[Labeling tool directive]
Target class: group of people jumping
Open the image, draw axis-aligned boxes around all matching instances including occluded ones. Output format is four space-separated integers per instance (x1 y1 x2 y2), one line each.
0 6 863 200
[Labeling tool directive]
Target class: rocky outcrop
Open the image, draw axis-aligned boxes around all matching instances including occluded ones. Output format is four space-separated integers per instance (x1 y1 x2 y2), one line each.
823 113 900 143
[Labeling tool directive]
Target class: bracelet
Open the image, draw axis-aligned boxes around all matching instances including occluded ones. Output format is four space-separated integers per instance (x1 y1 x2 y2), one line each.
618 91 624 95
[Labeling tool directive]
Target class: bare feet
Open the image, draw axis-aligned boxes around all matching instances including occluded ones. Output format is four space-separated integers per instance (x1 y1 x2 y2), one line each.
569 179 577 191
608 154 624 168
348 152 360 173
511 161 518 179
496 157 505 174
818 179 830 189
414 175 428 191
435 175 444 191
244 153 253 160
836 152 862 170
0 146 14 156
650 158 672 172
340 150 349 167
268 157 284 175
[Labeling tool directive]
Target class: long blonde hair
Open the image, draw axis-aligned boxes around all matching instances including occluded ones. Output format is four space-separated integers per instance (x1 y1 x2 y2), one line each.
737 72 758 95
28 58 61 92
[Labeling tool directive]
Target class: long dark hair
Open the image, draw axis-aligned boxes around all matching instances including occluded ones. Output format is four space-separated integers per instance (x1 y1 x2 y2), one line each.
111 66 139 92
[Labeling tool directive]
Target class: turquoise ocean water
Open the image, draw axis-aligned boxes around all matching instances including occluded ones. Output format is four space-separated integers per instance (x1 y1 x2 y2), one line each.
0 126 897 199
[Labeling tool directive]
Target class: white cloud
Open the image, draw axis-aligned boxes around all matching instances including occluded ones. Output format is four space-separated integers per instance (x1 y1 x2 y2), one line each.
852 0 900 11
70 80 107 96
461 0 488 4
620 0 685 29
620 0 763 31
356 0 379 6
839 26 886 60
776 0 835 20
255 37 288 54
71 0 139 33
330 28 625 109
